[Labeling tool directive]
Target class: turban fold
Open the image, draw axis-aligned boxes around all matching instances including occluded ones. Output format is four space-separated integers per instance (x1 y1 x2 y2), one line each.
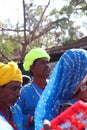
23 48 50 71
0 62 22 86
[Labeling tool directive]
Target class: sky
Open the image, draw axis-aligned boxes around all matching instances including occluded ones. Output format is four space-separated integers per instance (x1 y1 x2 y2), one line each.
0 0 87 36
0 0 23 25
0 0 65 25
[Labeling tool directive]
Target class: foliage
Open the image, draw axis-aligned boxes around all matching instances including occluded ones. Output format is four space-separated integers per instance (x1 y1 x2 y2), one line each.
0 0 87 62
0 34 21 62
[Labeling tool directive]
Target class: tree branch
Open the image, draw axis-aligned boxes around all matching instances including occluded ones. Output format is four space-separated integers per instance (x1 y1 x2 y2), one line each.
32 0 51 34
31 17 68 41
0 52 11 61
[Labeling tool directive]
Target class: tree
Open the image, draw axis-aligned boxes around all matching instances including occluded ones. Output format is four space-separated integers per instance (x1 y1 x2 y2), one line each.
0 0 87 63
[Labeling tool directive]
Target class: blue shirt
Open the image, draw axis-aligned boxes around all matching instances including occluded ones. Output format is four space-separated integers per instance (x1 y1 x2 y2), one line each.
0 104 23 130
17 82 43 130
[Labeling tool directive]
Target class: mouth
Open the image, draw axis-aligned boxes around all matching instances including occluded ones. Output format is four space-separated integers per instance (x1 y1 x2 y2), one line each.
44 70 50 75
7 100 17 106
46 68 51 72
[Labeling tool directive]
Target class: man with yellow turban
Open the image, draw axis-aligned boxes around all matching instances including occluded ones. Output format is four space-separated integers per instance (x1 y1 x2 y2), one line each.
0 62 23 130
17 48 51 130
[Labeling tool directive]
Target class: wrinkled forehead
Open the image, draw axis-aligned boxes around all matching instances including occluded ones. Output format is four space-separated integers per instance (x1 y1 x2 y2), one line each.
33 58 49 65
5 81 21 88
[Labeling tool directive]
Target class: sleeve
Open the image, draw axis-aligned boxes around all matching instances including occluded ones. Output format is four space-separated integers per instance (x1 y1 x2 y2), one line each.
16 87 34 129
16 88 25 110
22 114 34 129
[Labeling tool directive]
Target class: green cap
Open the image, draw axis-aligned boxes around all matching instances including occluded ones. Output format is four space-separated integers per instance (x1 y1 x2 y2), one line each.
23 48 50 71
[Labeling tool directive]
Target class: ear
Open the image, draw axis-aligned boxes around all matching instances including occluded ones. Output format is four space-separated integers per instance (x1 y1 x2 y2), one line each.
30 65 34 72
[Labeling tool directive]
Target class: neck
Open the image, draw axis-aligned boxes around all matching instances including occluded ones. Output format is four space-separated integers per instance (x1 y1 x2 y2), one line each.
34 79 47 89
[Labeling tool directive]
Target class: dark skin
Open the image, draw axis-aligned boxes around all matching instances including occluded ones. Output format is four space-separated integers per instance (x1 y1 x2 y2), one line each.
0 81 21 115
29 58 51 124
30 58 51 89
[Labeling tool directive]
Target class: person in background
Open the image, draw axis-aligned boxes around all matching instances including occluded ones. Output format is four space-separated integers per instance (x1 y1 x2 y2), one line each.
0 62 23 130
17 48 51 130
22 75 32 86
35 48 87 130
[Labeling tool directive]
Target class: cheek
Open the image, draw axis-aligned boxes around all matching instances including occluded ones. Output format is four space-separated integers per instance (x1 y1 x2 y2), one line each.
81 91 87 102
0 93 8 99
5 91 14 100
1 95 11 105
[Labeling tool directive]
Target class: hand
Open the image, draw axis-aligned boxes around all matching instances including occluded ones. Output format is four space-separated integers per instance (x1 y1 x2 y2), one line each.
30 116 34 125
43 120 52 130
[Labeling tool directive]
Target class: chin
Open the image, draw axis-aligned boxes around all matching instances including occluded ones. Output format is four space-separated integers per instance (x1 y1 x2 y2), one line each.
10 100 17 106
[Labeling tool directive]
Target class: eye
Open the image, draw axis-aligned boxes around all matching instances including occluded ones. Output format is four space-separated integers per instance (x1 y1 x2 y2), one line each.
12 86 21 91
85 81 87 86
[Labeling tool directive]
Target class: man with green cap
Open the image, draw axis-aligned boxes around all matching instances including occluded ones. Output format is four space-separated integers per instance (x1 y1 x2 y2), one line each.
17 48 51 130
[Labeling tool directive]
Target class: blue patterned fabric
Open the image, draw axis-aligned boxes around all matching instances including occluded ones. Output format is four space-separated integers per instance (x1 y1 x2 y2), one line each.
35 49 87 130
17 82 43 130
12 104 23 130
0 104 23 130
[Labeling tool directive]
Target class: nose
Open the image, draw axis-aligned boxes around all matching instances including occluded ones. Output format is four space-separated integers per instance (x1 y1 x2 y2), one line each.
46 62 50 68
48 63 51 70
45 63 51 73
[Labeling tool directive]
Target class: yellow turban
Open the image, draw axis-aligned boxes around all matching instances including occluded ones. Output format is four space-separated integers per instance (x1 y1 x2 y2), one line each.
23 48 50 71
0 62 22 86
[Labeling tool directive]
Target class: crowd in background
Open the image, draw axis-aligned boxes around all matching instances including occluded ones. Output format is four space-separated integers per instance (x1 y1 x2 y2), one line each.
0 47 87 130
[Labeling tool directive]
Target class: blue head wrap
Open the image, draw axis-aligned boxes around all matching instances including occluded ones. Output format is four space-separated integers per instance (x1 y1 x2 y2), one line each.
35 49 87 130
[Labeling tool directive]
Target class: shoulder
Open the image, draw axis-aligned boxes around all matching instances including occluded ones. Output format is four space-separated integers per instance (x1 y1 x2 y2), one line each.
21 83 33 91
12 104 23 120
12 104 22 113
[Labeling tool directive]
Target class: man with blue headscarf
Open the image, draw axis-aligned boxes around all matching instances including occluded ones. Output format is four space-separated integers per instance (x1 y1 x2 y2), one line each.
35 48 87 130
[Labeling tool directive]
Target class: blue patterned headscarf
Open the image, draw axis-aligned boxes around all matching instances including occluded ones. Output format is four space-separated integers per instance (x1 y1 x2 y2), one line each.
35 49 87 130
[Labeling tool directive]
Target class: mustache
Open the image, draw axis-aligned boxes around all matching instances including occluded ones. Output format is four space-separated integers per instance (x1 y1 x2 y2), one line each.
44 68 51 73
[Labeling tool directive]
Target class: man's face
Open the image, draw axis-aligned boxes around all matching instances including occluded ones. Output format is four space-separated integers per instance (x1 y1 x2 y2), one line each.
0 81 21 106
31 58 51 79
